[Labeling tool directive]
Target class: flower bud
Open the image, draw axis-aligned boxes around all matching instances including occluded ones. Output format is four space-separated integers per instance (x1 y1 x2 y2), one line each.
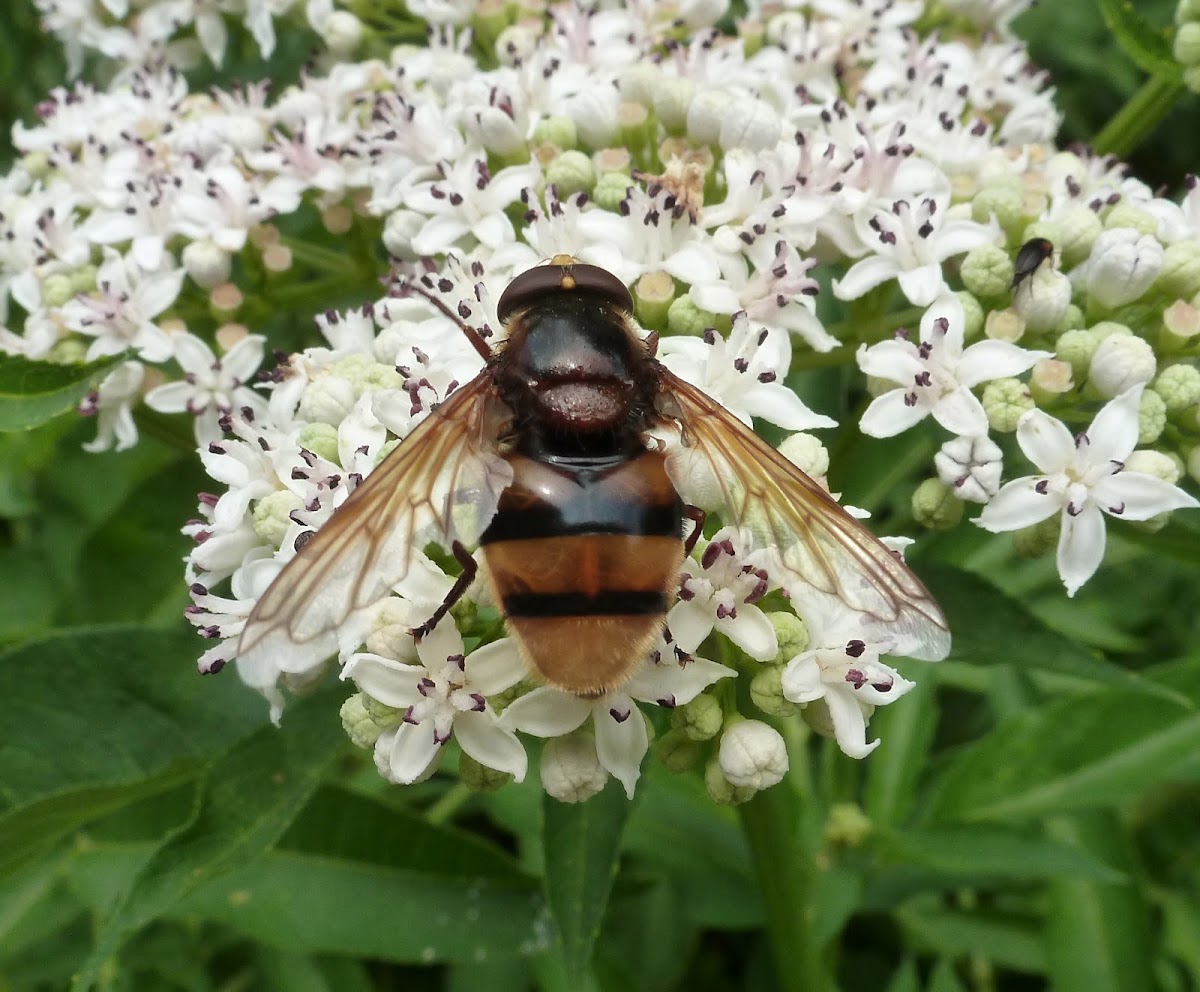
934 434 1003 503
984 308 1026 343
1012 513 1060 558
183 239 232 289
71 264 98 294
971 184 1026 238
750 664 800 717
687 88 732 146
252 489 303 546
911 478 965 529
541 731 608 803
718 720 788 790
41 272 73 308
1138 387 1167 444
674 692 723 741
1089 333 1156 398
982 378 1036 432
778 432 830 478
382 209 425 260
593 171 632 212
957 291 985 340
619 64 660 104
1175 21 1200 64
1156 241 1200 299
1126 448 1182 484
1153 363 1200 413
825 802 872 848
1054 327 1099 380
1056 303 1085 335
1164 299 1200 347
320 10 363 55
720 98 782 151
704 756 755 806
1103 204 1158 237
654 78 695 136
1057 204 1104 267
960 244 1013 298
296 421 341 465
532 115 577 150
767 611 809 660
1013 268 1072 333
545 149 595 197
364 597 419 662
341 694 382 750
467 106 526 159
634 270 676 329
1029 357 1074 404
656 728 702 773
667 294 716 336
570 86 620 149
459 751 512 792
1085 228 1164 309
1187 445 1200 485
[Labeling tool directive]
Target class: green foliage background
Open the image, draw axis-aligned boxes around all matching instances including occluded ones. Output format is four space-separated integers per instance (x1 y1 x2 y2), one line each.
3 2 1200 991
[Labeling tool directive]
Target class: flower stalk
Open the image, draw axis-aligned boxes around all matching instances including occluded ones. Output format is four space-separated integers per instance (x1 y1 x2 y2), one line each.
1093 73 1188 158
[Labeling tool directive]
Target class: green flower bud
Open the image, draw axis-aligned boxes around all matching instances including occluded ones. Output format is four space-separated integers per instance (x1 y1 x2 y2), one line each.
253 489 303 546
459 751 512 792
1055 303 1085 335
972 184 1026 238
545 149 595 197
912 478 964 530
340 694 382 750
71 264 99 294
656 728 702 773
1055 328 1099 380
364 597 419 662
361 692 403 726
704 755 756 806
1138 387 1167 444
593 171 633 211
42 272 74 308
667 293 716 336
957 291 985 340
674 692 723 741
45 338 89 365
824 802 872 848
769 611 809 658
654 77 695 136
1127 448 1182 484
1012 513 1060 558
1090 320 1133 341
1153 363 1200 413
1175 21 1200 65
296 421 341 465
1103 204 1158 237
1021 219 1062 247
1185 63 1200 94
1156 241 1200 299
22 150 50 179
982 378 1035 432
1057 203 1104 267
633 270 676 329
750 664 800 717
1178 0 1200 24
960 244 1014 299
1187 445 1200 484
532 115 578 150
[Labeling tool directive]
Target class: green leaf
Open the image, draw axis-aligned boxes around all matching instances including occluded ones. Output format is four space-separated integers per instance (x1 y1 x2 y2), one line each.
893 905 1045 974
0 625 265 870
864 676 937 828
596 874 693 992
0 353 126 432
1043 813 1153 992
921 564 1189 706
541 780 631 989
71 690 347 990
927 958 969 992
924 657 1200 823
1098 0 1180 77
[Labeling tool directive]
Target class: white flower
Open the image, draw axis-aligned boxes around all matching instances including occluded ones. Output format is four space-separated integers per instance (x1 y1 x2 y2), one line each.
343 619 529 784
500 652 735 797
856 294 1050 438
1083 228 1164 309
667 526 779 660
145 332 267 443
834 196 997 307
781 603 916 758
976 387 1200 595
718 720 788 789
78 360 145 452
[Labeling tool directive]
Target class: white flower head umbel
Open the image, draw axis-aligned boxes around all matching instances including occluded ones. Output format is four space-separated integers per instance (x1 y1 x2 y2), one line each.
857 294 1051 438
976 387 1200 595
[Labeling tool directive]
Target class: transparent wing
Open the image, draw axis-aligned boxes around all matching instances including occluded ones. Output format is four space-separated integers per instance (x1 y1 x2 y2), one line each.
237 374 512 669
658 369 950 660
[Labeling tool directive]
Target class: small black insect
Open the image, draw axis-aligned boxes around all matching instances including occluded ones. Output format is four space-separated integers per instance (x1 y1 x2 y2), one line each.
1011 237 1055 293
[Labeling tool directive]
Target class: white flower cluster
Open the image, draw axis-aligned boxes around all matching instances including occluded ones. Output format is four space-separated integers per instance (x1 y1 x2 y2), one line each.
7 0 1200 799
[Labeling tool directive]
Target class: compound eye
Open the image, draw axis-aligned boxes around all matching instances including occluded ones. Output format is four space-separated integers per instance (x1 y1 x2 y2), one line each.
497 259 633 324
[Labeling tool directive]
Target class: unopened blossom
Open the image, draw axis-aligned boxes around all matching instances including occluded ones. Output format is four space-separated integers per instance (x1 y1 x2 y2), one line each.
343 618 528 785
718 720 788 790
977 387 1200 595
1083 228 1164 309
935 434 1004 503
856 294 1051 438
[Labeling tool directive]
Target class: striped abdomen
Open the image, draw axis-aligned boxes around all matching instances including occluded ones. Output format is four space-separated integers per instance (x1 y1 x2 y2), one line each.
480 448 684 697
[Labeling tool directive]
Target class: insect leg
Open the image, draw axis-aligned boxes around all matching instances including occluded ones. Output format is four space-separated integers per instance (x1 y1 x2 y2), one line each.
409 541 478 641
683 505 706 556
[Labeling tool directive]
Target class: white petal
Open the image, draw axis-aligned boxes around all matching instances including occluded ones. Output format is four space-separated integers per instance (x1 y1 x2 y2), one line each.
626 656 735 707
780 656 823 703
832 255 899 301
1093 472 1200 520
975 477 1062 532
341 653 427 708
464 639 528 695
384 722 441 783
665 598 716 655
716 604 778 661
1085 386 1142 465
821 689 879 759
856 339 921 383
1057 503 1107 597
957 341 1051 388
859 389 930 438
143 380 195 414
455 711 528 782
742 383 837 431
896 264 946 307
690 283 742 314
499 687 590 736
1016 409 1075 473
222 334 267 382
930 386 989 437
174 331 218 373
594 699 648 798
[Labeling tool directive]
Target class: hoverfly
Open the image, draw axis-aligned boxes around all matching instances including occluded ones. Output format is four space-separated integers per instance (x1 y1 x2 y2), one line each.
238 256 950 697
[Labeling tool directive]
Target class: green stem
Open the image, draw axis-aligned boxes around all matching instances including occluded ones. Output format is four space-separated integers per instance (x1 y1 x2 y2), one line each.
738 785 825 992
425 782 471 825
1093 73 1188 159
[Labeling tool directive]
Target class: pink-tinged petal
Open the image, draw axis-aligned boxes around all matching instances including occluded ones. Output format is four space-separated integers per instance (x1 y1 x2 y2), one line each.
500 687 590 737
976 477 1062 532
856 339 922 382
957 340 1051 388
716 604 778 661
853 664 915 706
341 653 426 708
222 334 267 382
594 698 648 798
665 598 717 654
382 722 440 784
1015 409 1075 473
464 639 527 695
859 389 931 438
143 380 194 414
626 656 735 707
1057 503 1107 597
455 711 528 781
930 386 989 437
1092 472 1200 520
896 264 947 307
1085 387 1142 465
821 690 879 758
780 656 822 703
832 255 899 301
742 383 838 431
